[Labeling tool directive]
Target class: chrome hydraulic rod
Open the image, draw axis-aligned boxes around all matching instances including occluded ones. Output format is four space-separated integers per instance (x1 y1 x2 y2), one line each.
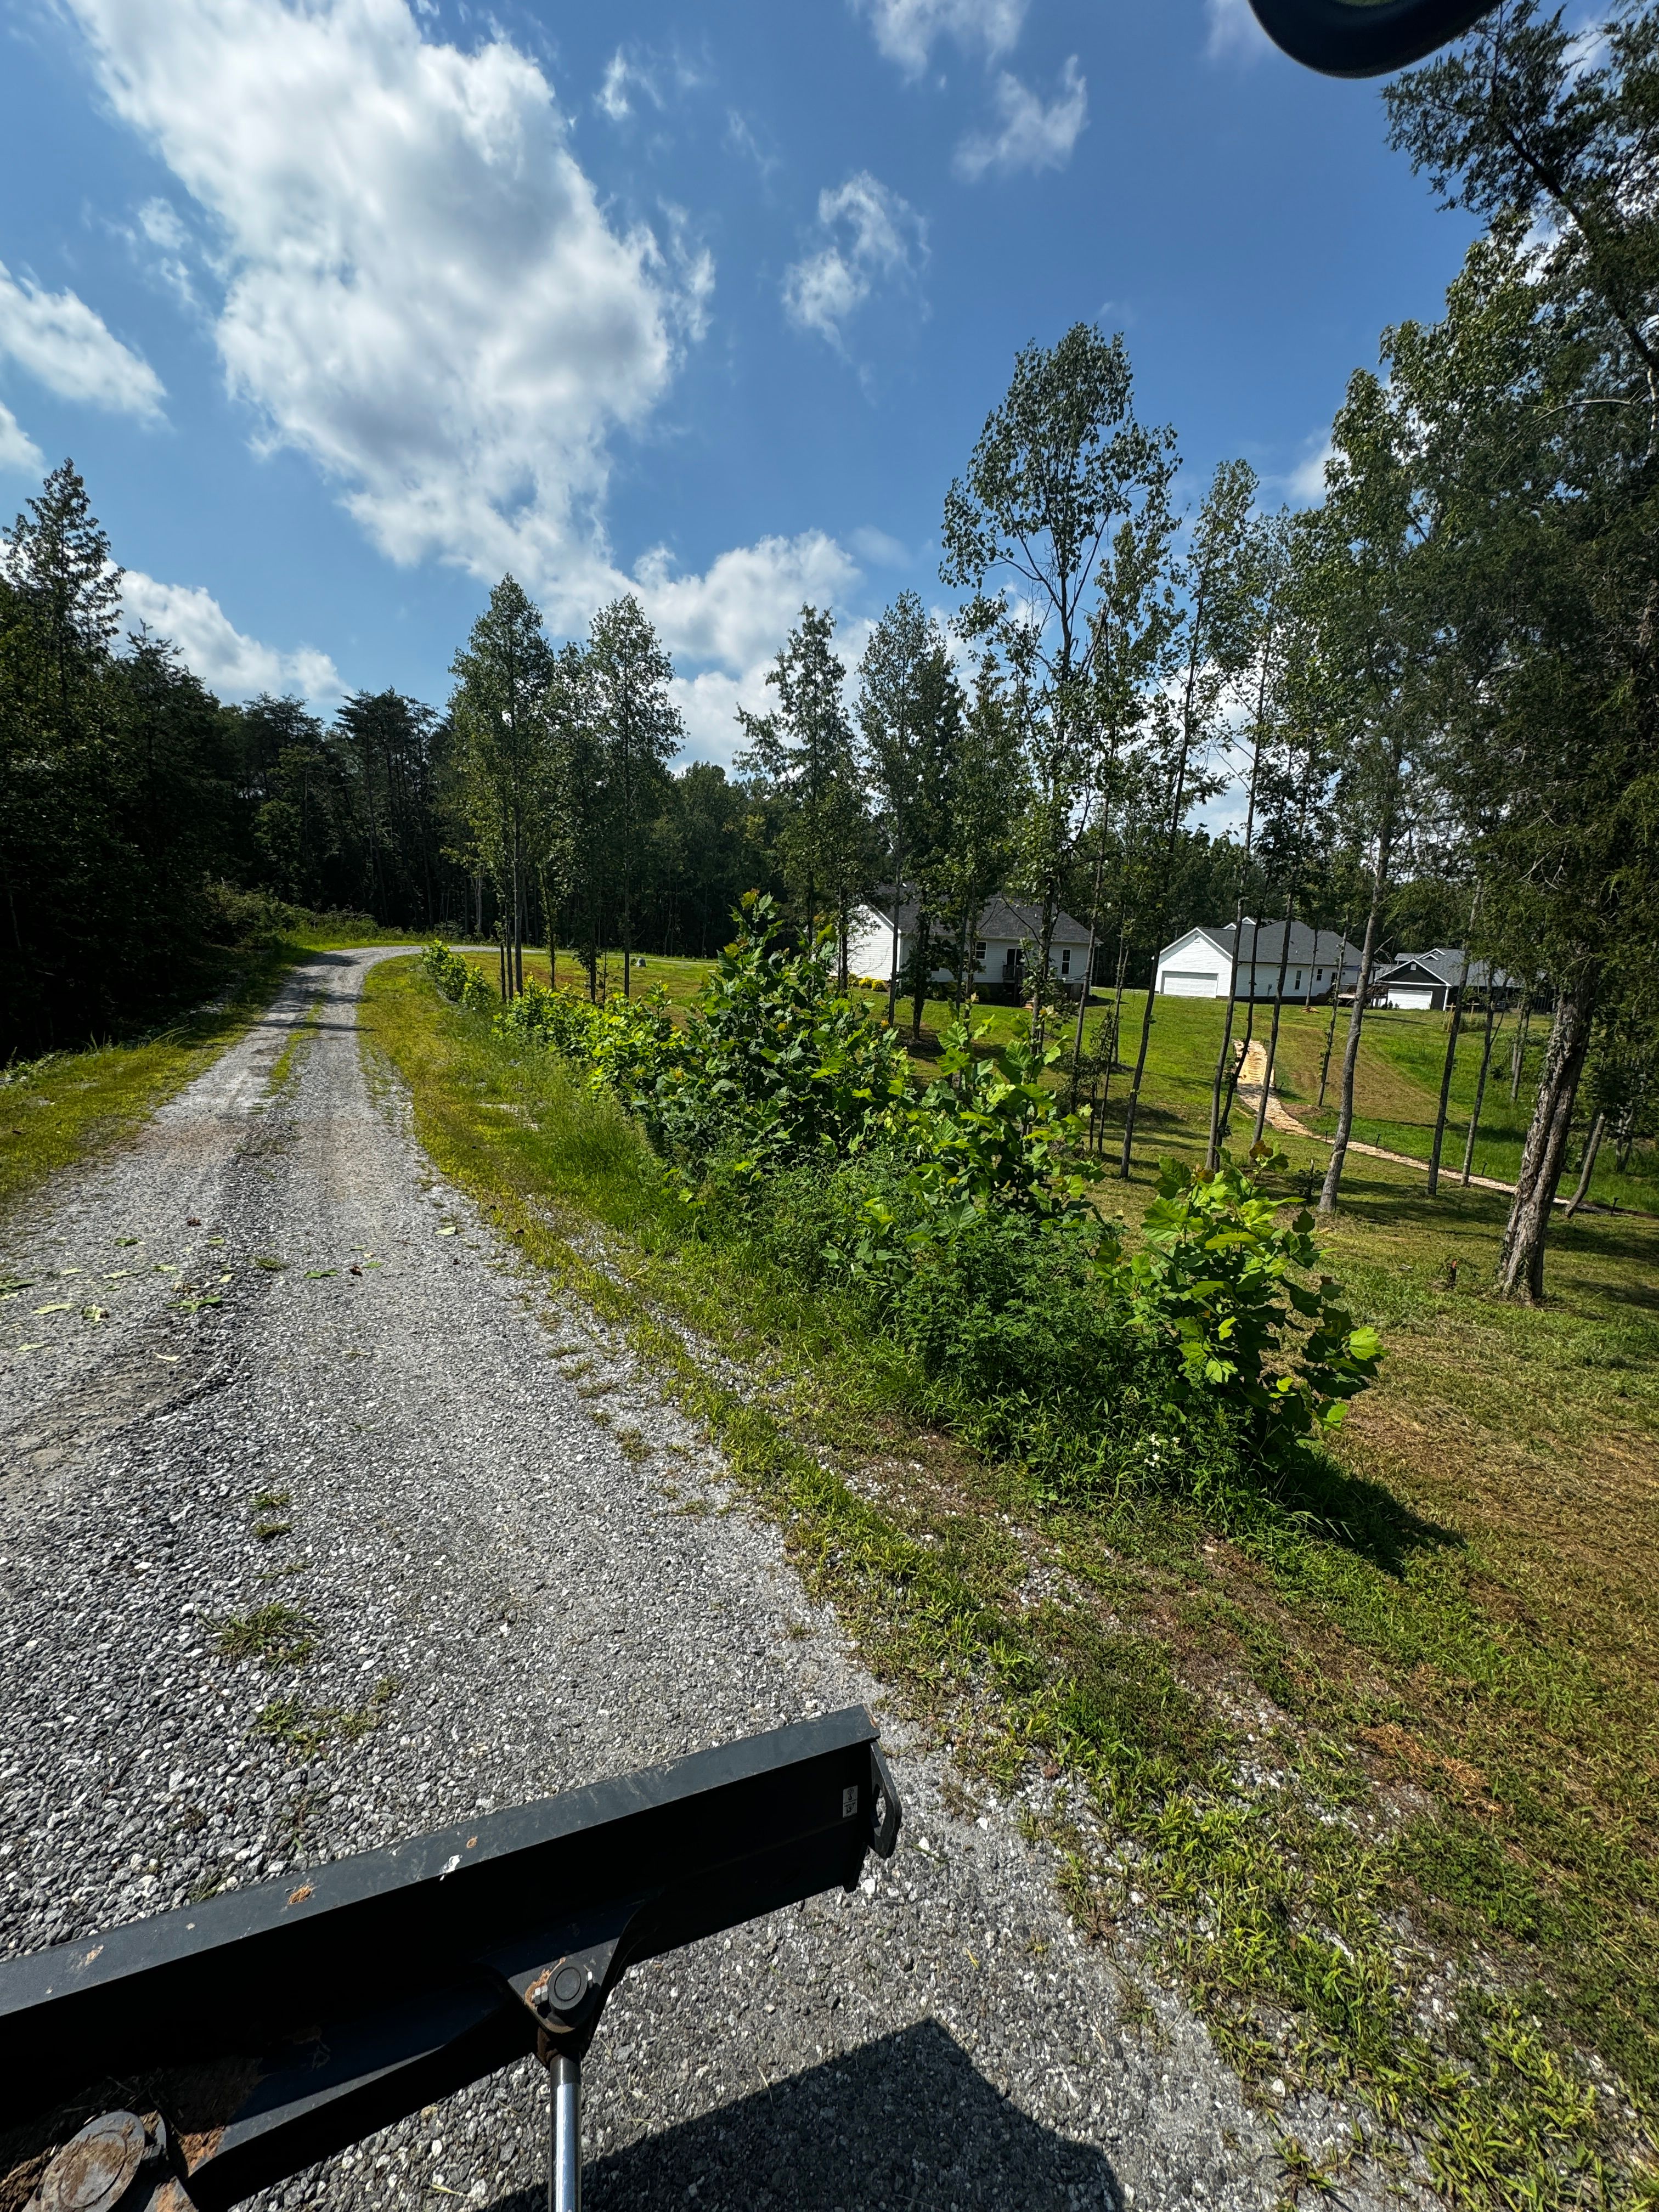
550 2053 581 2212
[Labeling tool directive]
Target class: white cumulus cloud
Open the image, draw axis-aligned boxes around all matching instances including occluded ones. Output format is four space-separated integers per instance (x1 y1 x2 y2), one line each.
58 0 705 627
1285 438 1334 505
782 173 926 348
636 531 859 675
954 57 1087 180
0 402 46 477
0 261 165 418
120 570 341 700
59 0 865 749
855 0 1027 76
636 531 861 764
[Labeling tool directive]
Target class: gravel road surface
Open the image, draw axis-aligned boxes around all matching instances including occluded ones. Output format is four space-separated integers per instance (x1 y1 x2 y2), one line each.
1 951 1319 2211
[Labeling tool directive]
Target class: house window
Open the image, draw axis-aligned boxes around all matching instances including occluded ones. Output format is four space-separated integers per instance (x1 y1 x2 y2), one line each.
974 940 986 963
1294 970 1302 992
1060 949 1072 978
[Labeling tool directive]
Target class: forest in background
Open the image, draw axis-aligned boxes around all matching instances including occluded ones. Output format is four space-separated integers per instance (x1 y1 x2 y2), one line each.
0 458 1460 1055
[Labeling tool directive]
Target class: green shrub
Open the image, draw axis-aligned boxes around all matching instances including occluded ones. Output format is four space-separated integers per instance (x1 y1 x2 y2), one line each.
1126 1149 1383 1454
422 939 495 1015
425 904 1383 1499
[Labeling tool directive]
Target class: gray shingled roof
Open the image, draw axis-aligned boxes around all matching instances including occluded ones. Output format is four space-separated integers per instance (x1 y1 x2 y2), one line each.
1195 920 1359 967
862 890 1092 945
1374 947 1519 992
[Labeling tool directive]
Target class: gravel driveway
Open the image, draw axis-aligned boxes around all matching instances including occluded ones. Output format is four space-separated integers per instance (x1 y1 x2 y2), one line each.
1 950 1295 2212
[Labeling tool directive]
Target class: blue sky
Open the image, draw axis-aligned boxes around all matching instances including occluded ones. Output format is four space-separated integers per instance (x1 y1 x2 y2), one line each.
0 0 1479 765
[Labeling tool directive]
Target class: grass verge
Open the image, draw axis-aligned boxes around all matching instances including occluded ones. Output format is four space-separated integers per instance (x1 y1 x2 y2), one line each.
363 954 1659 2208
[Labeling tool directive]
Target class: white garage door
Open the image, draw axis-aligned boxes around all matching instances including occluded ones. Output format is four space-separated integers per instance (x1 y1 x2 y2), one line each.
1385 986 1436 1009
1161 969 1219 997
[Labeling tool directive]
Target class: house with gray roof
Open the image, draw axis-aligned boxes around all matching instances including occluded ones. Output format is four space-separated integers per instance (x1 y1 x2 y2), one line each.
1371 948 1523 1011
1155 920 1361 1002
846 892 1092 999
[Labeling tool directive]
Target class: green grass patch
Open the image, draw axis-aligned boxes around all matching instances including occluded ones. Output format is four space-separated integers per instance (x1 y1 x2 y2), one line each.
253 1677 397 1759
212 1602 315 1669
362 953 1659 2207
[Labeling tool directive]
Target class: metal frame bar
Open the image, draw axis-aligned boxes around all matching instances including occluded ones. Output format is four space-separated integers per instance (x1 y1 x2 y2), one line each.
0 1707 900 2212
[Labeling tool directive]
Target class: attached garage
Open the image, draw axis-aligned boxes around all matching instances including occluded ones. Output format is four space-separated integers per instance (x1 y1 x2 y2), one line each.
1162 969 1222 997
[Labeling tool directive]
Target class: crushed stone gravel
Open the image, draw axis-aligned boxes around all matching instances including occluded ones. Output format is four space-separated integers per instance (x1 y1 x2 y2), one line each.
1 950 1376 2210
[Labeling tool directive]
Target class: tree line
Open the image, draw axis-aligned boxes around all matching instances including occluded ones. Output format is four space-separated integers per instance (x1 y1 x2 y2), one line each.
6 0 1655 1301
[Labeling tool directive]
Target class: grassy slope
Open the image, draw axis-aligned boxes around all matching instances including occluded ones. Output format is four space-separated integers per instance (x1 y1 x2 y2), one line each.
369 952 1659 2204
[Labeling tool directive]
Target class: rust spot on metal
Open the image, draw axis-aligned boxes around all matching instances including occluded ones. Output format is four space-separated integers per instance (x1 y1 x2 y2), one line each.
466 1836 477 1849
286 1885 314 1906
31 2109 144 2212
78 1947 103 1971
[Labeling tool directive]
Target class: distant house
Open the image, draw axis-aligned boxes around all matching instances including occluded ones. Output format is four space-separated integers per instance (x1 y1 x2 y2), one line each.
1370 948 1522 1012
845 892 1093 1000
1155 921 1362 1003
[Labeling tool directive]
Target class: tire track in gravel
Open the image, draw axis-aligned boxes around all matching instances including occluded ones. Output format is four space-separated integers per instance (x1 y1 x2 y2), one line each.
1 951 1308 2212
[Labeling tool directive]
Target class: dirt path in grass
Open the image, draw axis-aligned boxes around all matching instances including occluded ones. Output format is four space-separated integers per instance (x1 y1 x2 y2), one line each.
0 950 1384 2212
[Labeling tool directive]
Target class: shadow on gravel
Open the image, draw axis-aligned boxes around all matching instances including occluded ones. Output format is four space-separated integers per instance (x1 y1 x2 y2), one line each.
502 2023 1124 2210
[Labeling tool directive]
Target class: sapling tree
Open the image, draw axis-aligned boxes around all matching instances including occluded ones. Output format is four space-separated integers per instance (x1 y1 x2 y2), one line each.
1302 371 1438 1216
586 595 682 1000
738 606 870 987
1118 457 1260 1178
449 576 556 1000
1070 495 1182 1103
857 594 966 1028
940 323 1175 1046
930 653 1027 1009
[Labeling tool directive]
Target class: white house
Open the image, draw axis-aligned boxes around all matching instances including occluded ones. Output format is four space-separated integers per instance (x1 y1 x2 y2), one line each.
846 893 1093 998
1155 921 1362 1002
1370 949 1522 1012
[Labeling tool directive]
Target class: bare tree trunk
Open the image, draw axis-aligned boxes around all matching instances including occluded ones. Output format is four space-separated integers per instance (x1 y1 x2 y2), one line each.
1252 886 1297 1148
1317 904 1352 1109
1460 989 1496 1186
1509 992 1532 1101
1218 918 1263 1147
1562 1109 1606 1218
1099 937 1129 1133
1496 970 1597 1300
1426 986 1466 1196
1318 841 1391 1215
1205 654 1269 1170
1070 813 1111 1100
1119 957 1158 1179
886 865 902 1028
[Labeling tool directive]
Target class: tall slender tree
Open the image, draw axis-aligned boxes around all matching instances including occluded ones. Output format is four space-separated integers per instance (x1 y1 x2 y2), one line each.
1380 4 1659 1294
738 605 869 983
448 575 555 999
1118 458 1260 1178
940 323 1176 1044
857 591 935 1024
586 596 682 999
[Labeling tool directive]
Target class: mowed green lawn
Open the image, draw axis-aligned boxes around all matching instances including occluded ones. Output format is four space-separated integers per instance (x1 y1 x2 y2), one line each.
509 953 1653 1214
